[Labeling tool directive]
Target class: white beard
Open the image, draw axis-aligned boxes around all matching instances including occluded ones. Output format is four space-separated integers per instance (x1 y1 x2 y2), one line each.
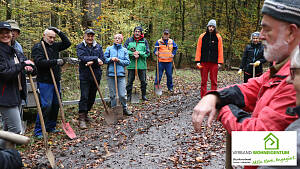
262 32 288 63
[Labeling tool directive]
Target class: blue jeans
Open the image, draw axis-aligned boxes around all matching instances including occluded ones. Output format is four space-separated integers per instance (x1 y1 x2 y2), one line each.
34 82 60 136
107 76 127 110
154 62 173 90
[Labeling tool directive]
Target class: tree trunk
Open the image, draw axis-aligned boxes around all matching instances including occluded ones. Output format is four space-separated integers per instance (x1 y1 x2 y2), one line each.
6 0 12 20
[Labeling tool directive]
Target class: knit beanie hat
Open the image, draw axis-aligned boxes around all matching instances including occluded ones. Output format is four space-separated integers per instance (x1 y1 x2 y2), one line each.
251 32 260 41
262 0 300 26
207 19 217 28
134 26 144 33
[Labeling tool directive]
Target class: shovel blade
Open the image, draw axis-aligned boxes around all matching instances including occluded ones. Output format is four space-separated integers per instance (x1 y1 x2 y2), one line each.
131 93 140 104
46 149 56 169
103 106 123 125
62 123 76 139
154 85 162 96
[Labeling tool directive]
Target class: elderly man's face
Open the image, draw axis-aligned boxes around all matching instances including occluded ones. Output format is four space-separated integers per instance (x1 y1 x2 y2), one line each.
252 36 259 45
43 30 56 45
84 33 94 46
0 28 12 45
208 26 215 33
260 15 289 63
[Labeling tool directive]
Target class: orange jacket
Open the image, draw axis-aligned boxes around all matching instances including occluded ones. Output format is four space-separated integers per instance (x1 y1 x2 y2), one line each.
158 38 173 62
195 32 224 64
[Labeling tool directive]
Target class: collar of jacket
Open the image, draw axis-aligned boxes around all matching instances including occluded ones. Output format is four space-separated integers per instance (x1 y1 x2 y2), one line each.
0 42 14 54
83 40 97 47
113 43 122 48
269 56 289 78
134 34 144 42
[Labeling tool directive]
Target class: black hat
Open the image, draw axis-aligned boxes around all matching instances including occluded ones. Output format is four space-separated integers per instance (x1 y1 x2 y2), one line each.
0 22 12 30
262 0 300 26
84 29 95 35
134 26 143 33
163 29 170 34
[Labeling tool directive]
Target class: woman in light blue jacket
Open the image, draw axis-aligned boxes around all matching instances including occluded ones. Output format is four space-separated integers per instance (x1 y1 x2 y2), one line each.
104 34 132 116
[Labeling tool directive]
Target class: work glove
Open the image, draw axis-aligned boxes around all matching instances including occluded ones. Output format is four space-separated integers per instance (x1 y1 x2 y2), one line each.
196 63 202 70
238 69 243 76
57 59 64 66
254 61 260 67
48 27 61 34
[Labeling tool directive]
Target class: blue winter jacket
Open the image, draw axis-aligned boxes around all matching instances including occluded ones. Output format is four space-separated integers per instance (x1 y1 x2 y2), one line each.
77 40 104 81
104 43 130 77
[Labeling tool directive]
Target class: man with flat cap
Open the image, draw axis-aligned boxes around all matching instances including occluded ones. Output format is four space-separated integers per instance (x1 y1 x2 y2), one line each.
76 29 105 129
6 20 23 54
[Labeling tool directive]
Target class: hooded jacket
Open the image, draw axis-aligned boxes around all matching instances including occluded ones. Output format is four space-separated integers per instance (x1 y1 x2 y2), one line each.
240 42 266 75
104 43 130 77
0 42 28 107
32 31 71 84
124 35 150 70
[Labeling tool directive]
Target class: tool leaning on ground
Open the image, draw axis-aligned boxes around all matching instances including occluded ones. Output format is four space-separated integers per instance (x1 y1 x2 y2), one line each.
154 46 162 96
112 62 124 118
88 65 120 124
28 74 56 168
249 62 256 78
131 59 140 103
41 41 76 139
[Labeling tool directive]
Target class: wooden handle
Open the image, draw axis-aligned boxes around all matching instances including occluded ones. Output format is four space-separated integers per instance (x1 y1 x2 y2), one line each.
114 62 119 100
28 74 49 147
88 65 109 114
41 41 66 123
0 131 30 145
135 59 138 77
156 46 160 84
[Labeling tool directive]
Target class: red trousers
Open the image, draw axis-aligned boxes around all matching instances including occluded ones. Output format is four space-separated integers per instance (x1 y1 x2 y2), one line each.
200 62 218 97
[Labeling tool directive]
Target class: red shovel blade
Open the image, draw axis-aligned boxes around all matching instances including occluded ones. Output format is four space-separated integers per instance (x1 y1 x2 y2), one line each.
62 123 76 139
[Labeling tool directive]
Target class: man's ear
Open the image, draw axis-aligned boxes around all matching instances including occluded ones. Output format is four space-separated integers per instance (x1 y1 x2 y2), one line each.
287 24 299 43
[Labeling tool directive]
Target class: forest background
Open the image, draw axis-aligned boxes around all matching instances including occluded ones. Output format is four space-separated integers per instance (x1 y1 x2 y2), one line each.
0 0 263 69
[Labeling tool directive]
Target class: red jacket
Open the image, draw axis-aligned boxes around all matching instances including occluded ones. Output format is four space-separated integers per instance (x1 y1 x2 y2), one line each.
210 60 297 169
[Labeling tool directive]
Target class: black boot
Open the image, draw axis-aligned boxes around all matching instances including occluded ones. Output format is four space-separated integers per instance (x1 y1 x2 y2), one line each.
123 109 132 116
141 88 148 101
78 112 87 129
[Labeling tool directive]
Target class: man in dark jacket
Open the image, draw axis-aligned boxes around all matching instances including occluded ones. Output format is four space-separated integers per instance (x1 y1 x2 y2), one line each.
77 29 104 129
32 27 71 138
0 22 34 145
238 32 266 82
195 19 224 98
124 26 150 101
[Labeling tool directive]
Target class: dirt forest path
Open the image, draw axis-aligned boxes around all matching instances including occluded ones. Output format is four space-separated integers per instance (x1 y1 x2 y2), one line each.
22 70 242 169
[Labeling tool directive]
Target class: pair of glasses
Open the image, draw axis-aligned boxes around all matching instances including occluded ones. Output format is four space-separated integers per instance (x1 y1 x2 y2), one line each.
290 67 300 80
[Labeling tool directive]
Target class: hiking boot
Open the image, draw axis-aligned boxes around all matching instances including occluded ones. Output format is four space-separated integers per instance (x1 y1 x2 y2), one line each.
123 109 132 116
84 113 91 123
79 120 87 129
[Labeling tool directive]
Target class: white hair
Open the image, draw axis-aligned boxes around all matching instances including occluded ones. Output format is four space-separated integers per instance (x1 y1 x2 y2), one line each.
43 29 55 36
291 45 300 68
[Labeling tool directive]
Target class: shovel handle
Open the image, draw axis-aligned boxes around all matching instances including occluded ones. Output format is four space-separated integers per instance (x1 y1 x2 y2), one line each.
28 75 49 148
172 60 176 75
155 46 160 85
41 42 66 124
88 65 109 113
135 59 138 78
114 62 119 101
250 63 255 78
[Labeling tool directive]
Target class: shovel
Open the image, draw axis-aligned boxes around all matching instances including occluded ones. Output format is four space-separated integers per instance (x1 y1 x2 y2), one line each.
131 59 140 103
112 62 123 117
154 46 162 96
250 63 256 78
88 65 119 124
41 41 76 139
28 74 56 168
